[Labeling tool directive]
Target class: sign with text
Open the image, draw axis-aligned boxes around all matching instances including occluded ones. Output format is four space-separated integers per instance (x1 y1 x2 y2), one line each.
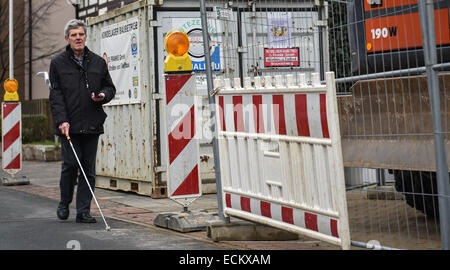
264 48 300 67
171 17 222 73
169 17 222 96
214 6 233 21
101 16 141 105
365 9 450 53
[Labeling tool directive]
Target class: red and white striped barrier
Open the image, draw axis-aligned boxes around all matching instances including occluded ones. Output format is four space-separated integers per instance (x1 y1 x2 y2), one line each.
214 72 350 249
164 73 201 206
2 102 22 174
218 91 330 138
225 193 340 239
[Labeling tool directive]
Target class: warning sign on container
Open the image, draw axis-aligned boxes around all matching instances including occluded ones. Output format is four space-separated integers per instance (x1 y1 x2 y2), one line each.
101 16 141 105
264 48 300 67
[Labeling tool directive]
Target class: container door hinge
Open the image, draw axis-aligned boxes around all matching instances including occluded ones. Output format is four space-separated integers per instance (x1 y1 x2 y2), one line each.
237 47 248 53
152 93 164 100
155 166 166 173
315 20 328 27
149 20 161 28
314 0 325 7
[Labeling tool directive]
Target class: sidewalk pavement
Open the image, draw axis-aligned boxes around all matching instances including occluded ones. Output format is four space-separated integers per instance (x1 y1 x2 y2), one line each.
0 160 340 250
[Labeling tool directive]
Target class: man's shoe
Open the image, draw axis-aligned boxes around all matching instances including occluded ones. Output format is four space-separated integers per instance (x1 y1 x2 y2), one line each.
57 203 69 220
76 212 97 223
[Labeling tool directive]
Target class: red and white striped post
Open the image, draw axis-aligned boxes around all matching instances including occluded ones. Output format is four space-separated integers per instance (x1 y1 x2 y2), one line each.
1 0 28 185
164 73 201 207
1 90 29 185
2 102 22 174
1 83 29 186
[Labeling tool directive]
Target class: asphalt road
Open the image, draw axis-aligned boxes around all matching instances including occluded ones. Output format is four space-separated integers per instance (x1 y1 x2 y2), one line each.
0 187 226 250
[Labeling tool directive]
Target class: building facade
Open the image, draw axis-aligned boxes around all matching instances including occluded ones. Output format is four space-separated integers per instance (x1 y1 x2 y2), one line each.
1 0 76 101
26 1 76 100
75 0 140 20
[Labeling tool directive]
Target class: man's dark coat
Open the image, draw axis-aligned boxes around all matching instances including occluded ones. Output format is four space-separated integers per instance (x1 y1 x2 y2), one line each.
49 45 116 136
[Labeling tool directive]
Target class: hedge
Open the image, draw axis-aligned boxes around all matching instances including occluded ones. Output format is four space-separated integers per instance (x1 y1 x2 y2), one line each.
0 114 53 143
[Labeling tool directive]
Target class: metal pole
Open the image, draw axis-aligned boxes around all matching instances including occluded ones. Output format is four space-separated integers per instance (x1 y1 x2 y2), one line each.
350 240 402 250
334 63 450 84
376 169 386 187
9 0 14 78
199 0 229 222
418 0 450 250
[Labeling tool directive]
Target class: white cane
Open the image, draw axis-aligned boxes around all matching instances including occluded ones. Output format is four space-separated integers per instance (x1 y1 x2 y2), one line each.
66 136 111 231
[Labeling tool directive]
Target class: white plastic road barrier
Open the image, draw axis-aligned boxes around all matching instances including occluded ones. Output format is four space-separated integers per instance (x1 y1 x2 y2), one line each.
164 73 202 206
2 102 22 174
214 72 350 249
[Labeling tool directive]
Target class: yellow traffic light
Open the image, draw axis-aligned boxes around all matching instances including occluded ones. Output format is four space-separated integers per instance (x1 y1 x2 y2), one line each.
3 78 19 101
164 28 192 72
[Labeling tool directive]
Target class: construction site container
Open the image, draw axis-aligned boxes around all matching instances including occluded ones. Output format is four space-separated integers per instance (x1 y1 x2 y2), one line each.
86 0 324 197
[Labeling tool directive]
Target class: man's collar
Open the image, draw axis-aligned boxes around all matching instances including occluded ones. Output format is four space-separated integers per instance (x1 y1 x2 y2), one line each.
65 44 89 59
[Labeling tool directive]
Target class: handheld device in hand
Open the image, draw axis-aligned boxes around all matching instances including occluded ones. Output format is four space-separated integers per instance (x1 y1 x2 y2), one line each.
94 91 102 98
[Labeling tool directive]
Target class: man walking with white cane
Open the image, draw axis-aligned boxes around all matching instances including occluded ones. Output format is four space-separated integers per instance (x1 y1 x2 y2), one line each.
49 19 116 224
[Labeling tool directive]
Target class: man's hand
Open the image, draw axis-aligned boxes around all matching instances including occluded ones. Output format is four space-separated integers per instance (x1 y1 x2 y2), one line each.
91 92 105 102
59 122 70 137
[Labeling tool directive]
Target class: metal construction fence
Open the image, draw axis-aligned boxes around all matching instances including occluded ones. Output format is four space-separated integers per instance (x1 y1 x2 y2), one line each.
199 0 450 249
214 72 351 249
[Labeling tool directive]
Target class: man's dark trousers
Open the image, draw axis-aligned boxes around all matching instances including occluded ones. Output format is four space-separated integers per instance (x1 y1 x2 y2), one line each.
59 134 99 215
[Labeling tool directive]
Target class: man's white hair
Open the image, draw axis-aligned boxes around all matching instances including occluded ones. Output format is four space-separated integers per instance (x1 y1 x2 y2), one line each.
64 19 87 37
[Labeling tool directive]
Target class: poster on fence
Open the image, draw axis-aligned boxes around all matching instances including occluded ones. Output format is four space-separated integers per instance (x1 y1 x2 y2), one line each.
100 16 141 105
267 12 292 48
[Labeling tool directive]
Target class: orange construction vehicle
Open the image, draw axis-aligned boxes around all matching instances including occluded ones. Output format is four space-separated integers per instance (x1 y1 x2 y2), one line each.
340 0 450 219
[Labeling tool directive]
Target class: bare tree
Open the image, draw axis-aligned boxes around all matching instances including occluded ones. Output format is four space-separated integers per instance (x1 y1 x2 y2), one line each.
0 0 63 95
